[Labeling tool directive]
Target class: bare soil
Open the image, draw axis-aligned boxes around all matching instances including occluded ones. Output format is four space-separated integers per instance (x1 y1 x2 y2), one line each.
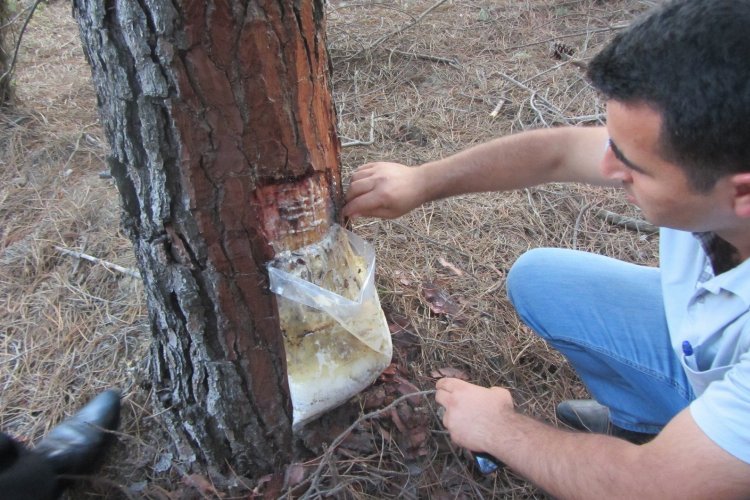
0 0 659 498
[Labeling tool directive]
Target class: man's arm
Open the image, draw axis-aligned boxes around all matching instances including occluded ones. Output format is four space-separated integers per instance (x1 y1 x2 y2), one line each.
343 126 613 219
436 378 750 499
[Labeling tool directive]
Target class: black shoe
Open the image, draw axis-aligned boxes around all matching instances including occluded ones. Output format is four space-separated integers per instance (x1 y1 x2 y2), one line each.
556 399 655 445
34 389 121 476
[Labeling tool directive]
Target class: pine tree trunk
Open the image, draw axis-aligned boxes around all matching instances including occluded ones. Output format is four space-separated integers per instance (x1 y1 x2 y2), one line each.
0 0 13 104
73 0 341 480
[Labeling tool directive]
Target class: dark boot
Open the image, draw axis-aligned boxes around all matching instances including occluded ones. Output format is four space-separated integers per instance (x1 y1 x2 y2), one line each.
34 389 121 476
556 399 655 445
0 433 59 500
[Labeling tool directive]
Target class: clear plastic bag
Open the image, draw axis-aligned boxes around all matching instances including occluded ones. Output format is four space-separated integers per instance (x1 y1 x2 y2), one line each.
268 224 392 429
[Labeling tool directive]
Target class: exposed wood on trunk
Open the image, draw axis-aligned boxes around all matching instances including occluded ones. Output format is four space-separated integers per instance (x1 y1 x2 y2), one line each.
73 0 341 481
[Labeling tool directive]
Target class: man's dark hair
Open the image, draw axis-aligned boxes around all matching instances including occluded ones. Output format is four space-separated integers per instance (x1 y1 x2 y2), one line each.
587 0 750 192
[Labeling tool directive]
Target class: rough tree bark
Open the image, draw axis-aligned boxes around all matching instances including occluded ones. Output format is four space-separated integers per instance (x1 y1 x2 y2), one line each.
0 0 14 104
73 0 341 480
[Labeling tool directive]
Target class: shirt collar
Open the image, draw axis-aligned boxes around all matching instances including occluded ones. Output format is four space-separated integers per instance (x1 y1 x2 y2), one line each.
692 232 750 304
692 232 741 275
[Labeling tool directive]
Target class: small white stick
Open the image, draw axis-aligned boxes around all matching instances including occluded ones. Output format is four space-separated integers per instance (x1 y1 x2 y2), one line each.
489 98 505 118
54 245 141 279
341 112 375 147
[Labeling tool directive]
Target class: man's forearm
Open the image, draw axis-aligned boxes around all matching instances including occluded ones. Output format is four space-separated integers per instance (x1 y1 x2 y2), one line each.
489 411 642 500
436 380 750 499
418 126 611 203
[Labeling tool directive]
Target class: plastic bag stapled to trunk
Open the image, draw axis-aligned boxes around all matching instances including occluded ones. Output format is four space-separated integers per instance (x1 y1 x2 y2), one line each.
267 224 392 430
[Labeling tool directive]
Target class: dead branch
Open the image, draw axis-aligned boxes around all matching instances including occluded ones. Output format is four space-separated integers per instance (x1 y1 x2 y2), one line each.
341 112 375 147
503 24 629 52
293 389 436 499
495 71 567 122
351 0 451 59
572 202 594 250
388 48 461 69
54 245 141 278
594 209 658 234
489 98 505 118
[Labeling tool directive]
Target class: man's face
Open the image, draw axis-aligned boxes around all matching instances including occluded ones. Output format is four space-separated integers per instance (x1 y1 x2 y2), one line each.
601 100 730 232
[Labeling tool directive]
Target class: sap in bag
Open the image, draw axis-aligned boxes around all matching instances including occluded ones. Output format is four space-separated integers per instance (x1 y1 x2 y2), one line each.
267 224 392 429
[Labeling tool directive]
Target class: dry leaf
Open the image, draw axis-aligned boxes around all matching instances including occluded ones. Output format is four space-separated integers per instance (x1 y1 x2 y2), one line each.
379 363 399 382
362 385 387 409
375 421 392 441
408 429 429 448
390 408 408 433
394 375 423 404
382 363 398 375
386 310 411 328
388 321 403 334
392 327 420 346
422 281 461 317
341 432 375 453
284 463 307 489
183 473 222 497
421 281 469 325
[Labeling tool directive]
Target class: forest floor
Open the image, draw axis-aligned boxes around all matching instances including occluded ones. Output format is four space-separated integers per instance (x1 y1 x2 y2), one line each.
0 0 659 498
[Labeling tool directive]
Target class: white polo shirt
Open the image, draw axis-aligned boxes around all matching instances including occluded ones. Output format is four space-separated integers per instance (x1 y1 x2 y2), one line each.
660 228 750 464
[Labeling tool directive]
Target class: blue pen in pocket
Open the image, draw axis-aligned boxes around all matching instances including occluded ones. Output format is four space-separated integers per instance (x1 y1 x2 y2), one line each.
682 340 693 357
682 340 696 370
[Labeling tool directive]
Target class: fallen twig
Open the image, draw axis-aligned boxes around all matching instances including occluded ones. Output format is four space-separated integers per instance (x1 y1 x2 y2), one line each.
521 58 585 86
351 0 451 59
54 245 141 278
341 112 375 147
572 202 594 250
503 24 629 52
594 209 658 234
495 72 567 122
388 49 461 69
529 94 551 127
569 112 606 124
293 389 436 499
489 98 505 118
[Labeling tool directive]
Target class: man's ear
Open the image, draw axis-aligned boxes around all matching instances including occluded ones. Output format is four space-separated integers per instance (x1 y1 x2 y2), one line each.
731 173 750 218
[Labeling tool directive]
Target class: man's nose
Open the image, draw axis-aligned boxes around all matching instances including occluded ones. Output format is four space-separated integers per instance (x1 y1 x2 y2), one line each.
600 146 631 182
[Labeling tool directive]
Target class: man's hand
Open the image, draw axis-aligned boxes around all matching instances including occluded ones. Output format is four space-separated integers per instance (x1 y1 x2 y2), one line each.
437 379 750 499
343 162 428 219
435 378 514 454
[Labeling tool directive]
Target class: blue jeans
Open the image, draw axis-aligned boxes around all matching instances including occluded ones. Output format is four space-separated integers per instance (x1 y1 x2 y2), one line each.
507 248 695 434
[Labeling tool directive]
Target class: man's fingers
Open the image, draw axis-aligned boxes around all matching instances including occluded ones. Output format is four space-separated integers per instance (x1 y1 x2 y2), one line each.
349 164 377 182
354 162 376 173
435 377 460 411
436 377 465 391
435 388 448 407
344 162 415 218
342 192 383 218
344 177 373 203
